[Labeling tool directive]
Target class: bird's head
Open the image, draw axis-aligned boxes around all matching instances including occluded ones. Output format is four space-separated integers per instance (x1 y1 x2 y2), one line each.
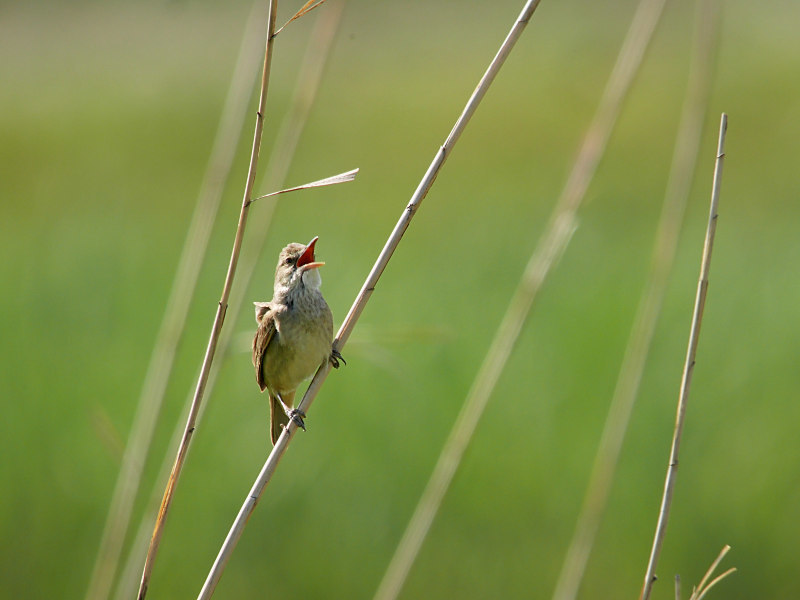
273 236 325 296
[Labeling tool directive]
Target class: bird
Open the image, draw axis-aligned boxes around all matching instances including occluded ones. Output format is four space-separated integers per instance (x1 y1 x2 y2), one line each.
252 236 343 445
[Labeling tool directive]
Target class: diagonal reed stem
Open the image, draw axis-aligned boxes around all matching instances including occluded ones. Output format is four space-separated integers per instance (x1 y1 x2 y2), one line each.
83 5 267 600
136 2 279 598
111 7 345 599
196 1 545 597
639 112 728 600
689 544 734 600
372 1 667 599
551 3 721 599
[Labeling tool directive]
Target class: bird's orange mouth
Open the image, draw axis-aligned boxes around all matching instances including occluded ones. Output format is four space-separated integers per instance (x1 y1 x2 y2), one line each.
298 236 325 270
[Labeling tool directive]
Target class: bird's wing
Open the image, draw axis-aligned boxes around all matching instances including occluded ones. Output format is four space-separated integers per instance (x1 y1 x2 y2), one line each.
254 301 272 323
253 307 277 392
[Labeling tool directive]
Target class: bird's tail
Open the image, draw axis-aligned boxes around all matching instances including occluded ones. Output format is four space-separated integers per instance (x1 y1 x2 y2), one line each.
269 393 291 445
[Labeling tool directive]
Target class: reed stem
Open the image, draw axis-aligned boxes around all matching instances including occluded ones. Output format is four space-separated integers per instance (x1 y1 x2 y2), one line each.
136 3 279 598
551 3 720 598
639 112 728 600
84 6 266 600
197 1 545 596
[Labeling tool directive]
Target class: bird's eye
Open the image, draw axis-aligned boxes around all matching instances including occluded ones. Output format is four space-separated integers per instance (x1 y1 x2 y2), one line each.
285 257 294 266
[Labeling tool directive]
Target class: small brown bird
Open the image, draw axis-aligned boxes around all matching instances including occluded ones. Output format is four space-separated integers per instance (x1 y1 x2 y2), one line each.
252 236 343 444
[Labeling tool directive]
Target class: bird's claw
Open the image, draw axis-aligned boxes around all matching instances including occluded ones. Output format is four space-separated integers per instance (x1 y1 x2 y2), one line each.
330 348 346 369
287 408 306 431
277 394 306 431
280 407 306 432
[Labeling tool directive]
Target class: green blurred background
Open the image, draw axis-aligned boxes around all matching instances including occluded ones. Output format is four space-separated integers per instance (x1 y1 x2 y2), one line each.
2 0 798 598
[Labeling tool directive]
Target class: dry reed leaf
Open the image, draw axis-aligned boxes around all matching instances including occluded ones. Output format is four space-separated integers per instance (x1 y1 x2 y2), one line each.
274 0 328 37
250 168 358 202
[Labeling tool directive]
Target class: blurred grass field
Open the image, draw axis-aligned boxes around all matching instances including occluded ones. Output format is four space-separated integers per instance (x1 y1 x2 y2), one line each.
1 0 799 598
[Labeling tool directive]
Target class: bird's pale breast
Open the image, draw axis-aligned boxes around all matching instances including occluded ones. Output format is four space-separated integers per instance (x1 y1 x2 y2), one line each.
261 288 332 395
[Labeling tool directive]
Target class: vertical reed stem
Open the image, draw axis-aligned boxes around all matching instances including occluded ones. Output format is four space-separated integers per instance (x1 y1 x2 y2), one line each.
108 10 344 599
136 2 278 598
639 112 728 600
551 3 720 598
85 6 266 600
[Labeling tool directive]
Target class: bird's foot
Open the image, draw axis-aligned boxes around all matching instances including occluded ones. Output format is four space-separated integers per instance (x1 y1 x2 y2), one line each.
330 348 346 369
287 408 306 431
277 395 306 431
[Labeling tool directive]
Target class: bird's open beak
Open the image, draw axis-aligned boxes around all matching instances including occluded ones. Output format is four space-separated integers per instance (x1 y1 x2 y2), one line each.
297 236 325 270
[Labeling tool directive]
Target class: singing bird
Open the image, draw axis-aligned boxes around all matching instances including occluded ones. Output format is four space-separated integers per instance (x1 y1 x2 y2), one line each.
252 237 343 444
